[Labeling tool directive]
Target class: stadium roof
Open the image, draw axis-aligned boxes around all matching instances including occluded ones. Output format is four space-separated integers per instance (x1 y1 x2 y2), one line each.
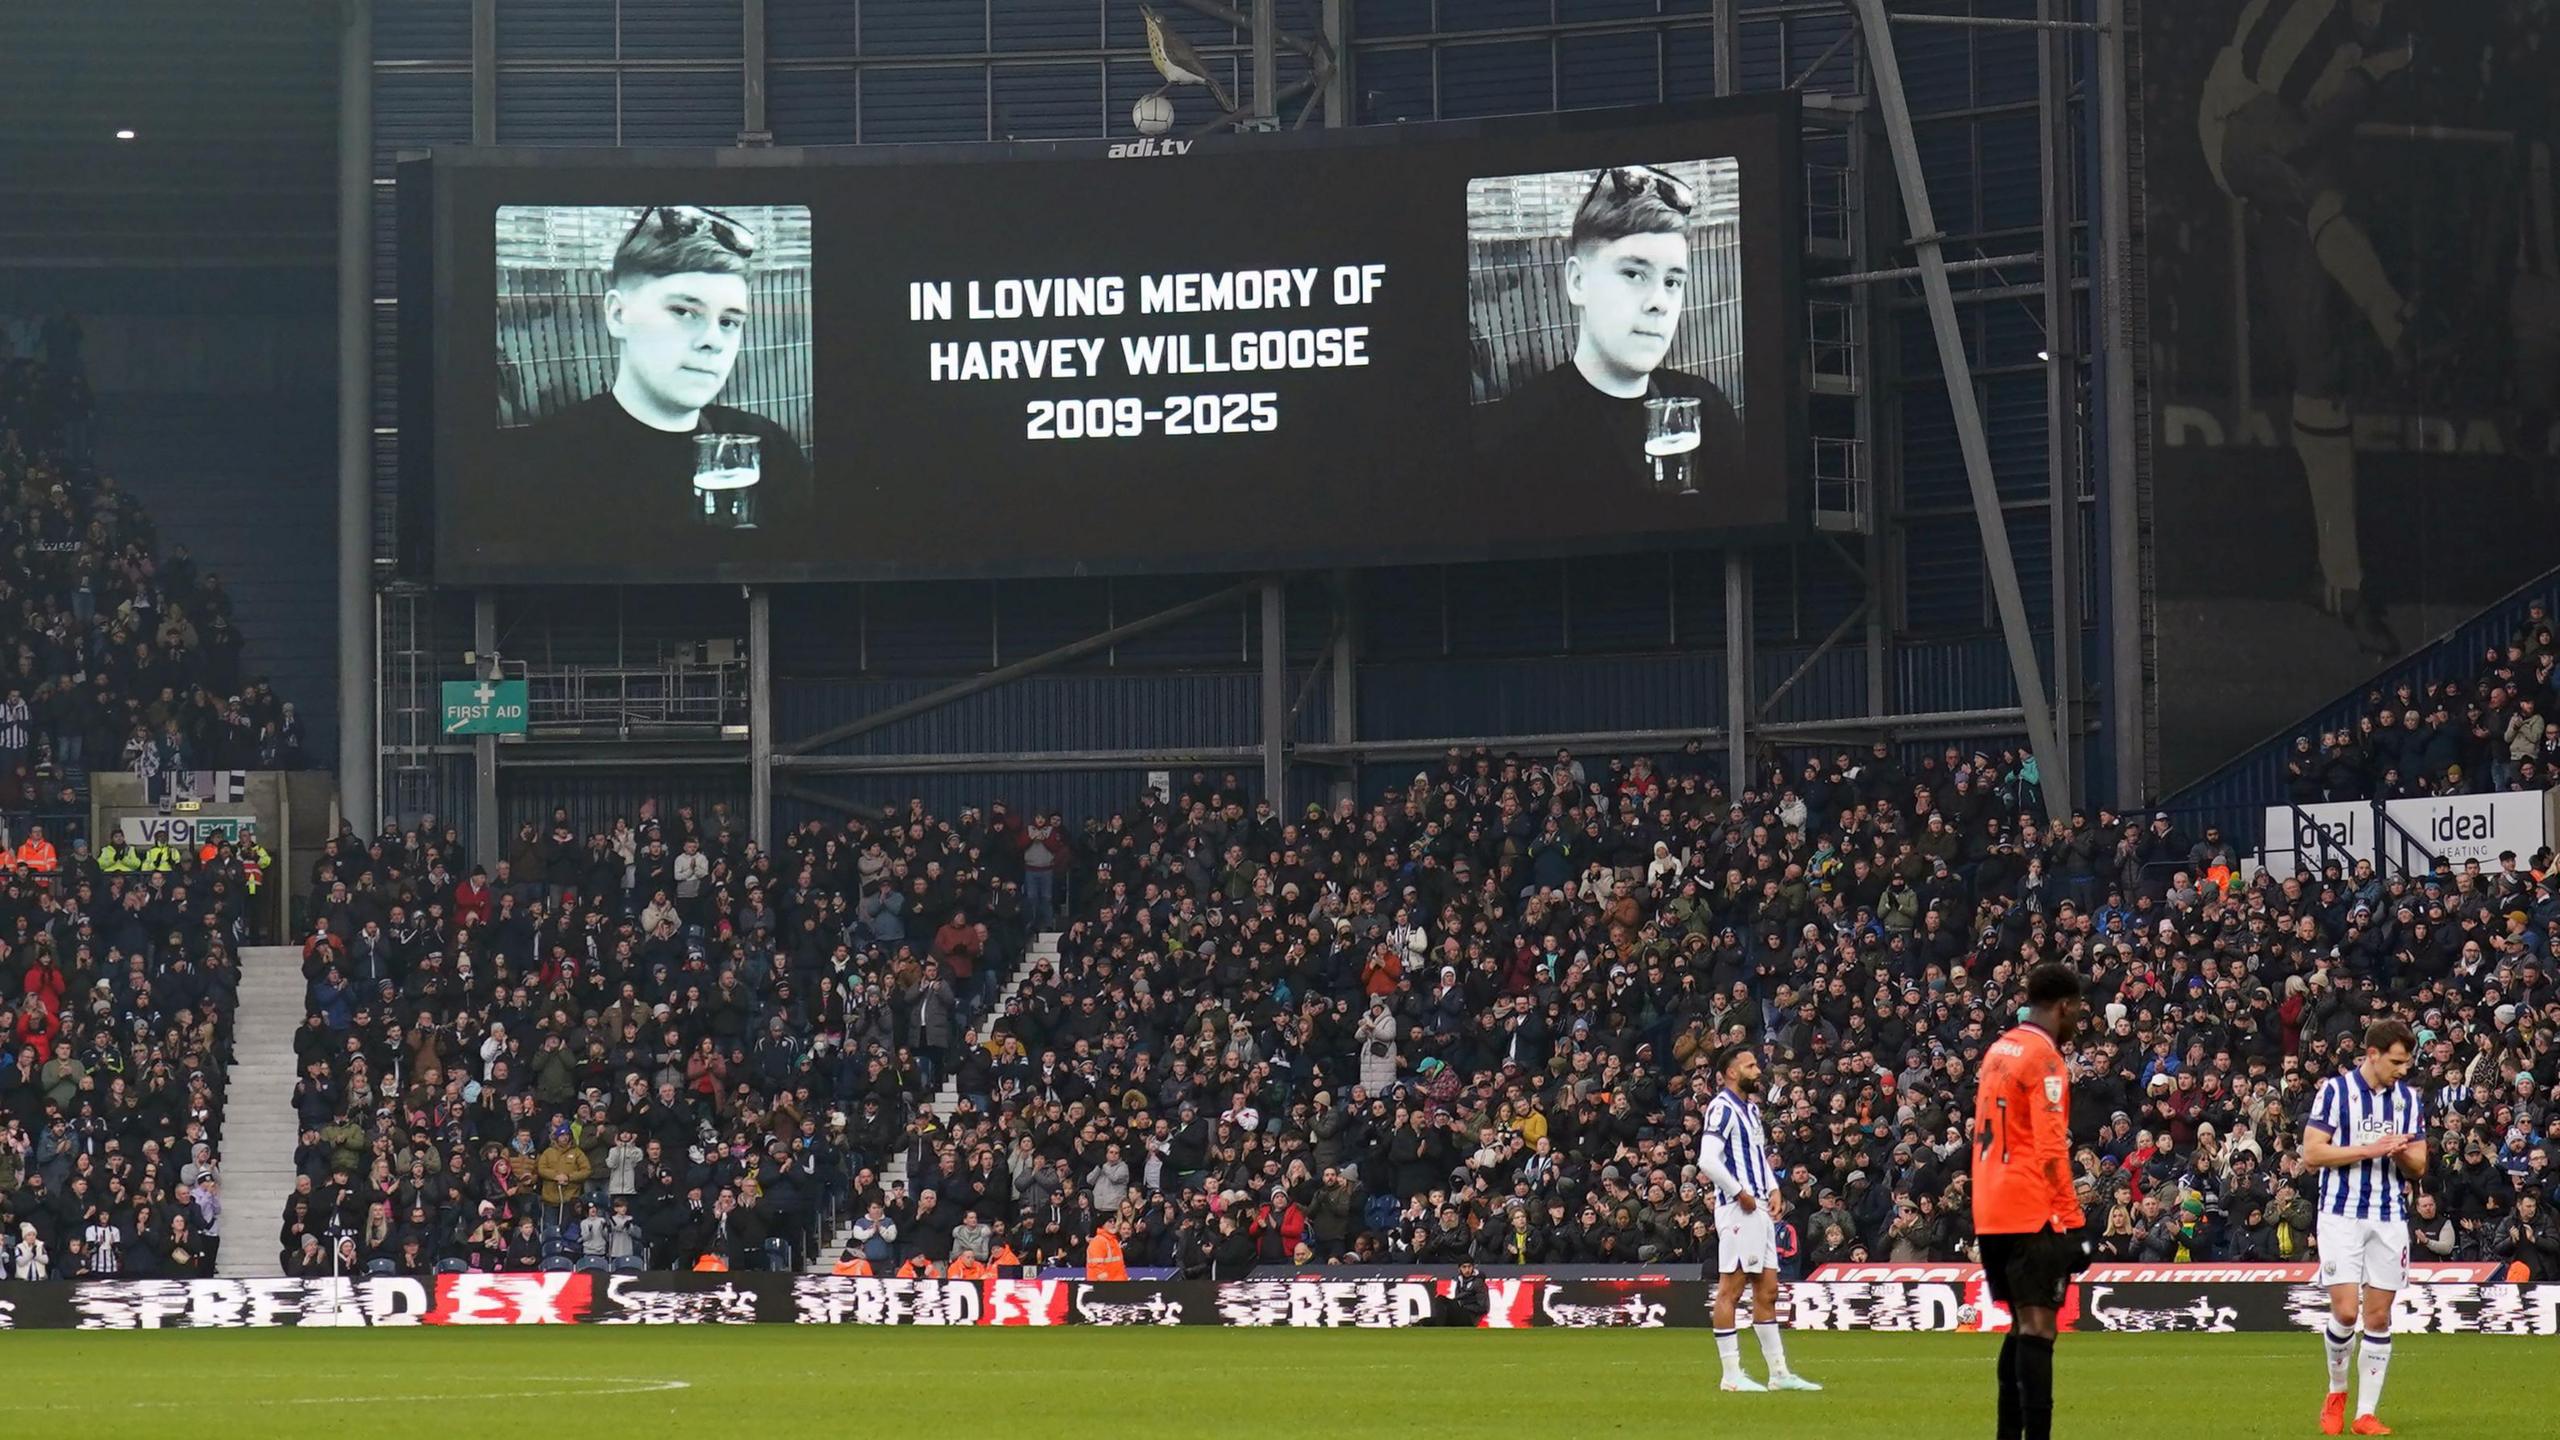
0 0 337 269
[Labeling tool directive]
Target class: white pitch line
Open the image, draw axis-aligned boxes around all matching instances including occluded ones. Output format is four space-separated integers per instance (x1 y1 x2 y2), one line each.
0 1377 691 1413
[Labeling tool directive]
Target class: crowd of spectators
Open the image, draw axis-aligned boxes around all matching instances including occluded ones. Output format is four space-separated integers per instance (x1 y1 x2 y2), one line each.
267 737 2560 1282
0 342 270 1280
7 320 2547 1285
948 751 2557 1278
276 799 1035 1276
0 349 304 831
2284 598 2560 803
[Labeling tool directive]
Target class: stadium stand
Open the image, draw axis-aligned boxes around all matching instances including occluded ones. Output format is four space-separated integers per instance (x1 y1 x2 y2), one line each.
0 352 289 1280
260 746 2560 1280
3 325 2551 1284
2281 642 2560 804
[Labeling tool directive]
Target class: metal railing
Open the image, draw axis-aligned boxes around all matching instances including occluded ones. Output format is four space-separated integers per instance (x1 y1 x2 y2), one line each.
2256 801 2366 880
1811 434 1870 532
1808 295 1861 395
0 808 92 857
1804 149 1858 257
2163 560 2560 820
523 661 747 733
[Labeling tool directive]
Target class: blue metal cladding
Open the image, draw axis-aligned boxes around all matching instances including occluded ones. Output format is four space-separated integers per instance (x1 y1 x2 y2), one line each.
1897 14 1972 110
1444 561 1566 656
1437 39 1554 118
1355 48 1434 123
1352 1 1434 40
1784 9 1856 92
1444 0 1554 31
503 773 750 841
860 66 989 143
1559 1 1699 22
620 0 745 61
495 586 751 668
1972 0 2040 104
854 582 999 674
766 0 857 59
769 68 858 144
991 0 1103 53
1902 516 1987 633
1360 653 1725 739
1355 632 2025 743
779 669 1336 755
769 578 1269 675
860 0 990 56
376 0 471 63
1914 120 1978 235
375 69 471 171
498 69 619 145
781 771 1159 830
1733 11 1785 90
1752 641 1869 725
620 69 745 146
1661 23 1715 98
495 0 616 60
1566 554 1677 652
1894 632 2022 713
1978 111 2044 232
1557 30 1660 111
991 580 1114 662
1105 576 1256 669
994 62 1106 140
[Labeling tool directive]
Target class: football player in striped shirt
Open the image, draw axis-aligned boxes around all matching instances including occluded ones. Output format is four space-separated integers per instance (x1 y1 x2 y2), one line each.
1699 1045 1820 1394
2301 1018 2427 1436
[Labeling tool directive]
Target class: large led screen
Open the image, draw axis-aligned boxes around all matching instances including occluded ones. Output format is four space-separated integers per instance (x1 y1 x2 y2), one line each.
412 97 1804 583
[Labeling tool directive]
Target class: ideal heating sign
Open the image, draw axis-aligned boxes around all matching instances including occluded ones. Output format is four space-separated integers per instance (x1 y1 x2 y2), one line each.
2384 792 2553 867
2261 801 2373 871
2262 793 2554 875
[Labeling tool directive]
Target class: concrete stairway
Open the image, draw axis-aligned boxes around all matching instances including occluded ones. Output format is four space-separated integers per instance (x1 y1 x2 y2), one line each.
803 929 1058 1272
216 945 309 1277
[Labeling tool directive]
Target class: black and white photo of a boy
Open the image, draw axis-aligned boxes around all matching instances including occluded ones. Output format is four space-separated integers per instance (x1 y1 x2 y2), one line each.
1478 166 1740 494
506 205 810 532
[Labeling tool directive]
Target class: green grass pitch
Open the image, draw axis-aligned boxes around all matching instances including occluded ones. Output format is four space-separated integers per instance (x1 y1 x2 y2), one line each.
0 1328 2540 1437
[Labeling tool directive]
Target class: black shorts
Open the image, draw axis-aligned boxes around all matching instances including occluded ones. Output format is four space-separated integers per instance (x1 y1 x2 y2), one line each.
1979 1228 2076 1310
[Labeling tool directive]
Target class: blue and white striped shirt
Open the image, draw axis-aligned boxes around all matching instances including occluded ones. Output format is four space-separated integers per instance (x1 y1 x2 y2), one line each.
2307 1068 2424 1222
1702 1088 1779 1207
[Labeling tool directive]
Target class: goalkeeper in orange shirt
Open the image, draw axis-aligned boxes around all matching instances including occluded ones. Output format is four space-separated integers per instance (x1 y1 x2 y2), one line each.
1971 964 2092 1440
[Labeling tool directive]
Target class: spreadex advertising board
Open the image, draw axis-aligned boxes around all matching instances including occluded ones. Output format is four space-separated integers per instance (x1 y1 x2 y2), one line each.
5 1272 2556 1334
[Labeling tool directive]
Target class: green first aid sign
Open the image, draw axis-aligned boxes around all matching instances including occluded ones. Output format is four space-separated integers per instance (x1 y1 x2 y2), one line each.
442 679 529 735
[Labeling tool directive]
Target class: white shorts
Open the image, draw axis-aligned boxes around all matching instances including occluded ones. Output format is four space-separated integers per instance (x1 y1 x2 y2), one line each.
1716 1201 1777 1275
2315 1214 2408 1293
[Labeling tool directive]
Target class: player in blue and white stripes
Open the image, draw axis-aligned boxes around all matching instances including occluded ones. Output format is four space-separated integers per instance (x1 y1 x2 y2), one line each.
2299 1018 2427 1436
1698 1045 1819 1395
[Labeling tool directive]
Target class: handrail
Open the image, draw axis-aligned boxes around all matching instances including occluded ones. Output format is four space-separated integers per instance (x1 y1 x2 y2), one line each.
2370 805 2436 883
2163 560 2560 816
2260 801 2363 879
